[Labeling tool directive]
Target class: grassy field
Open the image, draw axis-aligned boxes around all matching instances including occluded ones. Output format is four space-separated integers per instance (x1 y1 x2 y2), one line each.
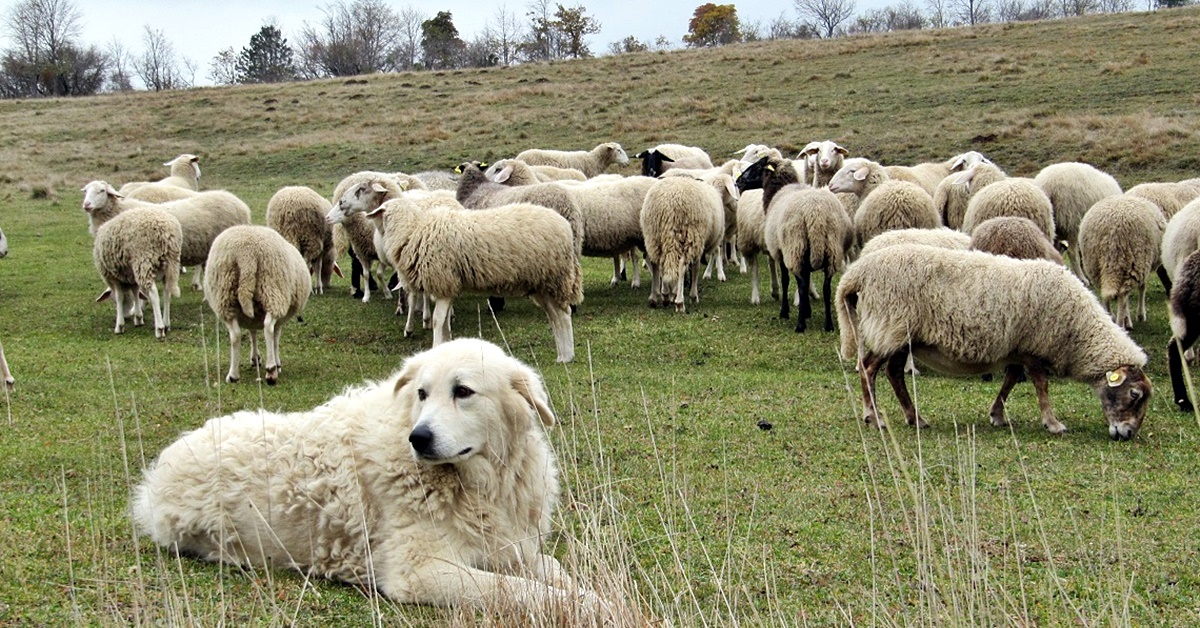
1 7 1200 625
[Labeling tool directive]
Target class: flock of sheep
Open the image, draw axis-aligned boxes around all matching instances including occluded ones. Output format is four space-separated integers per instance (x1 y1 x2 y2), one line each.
73 140 1200 439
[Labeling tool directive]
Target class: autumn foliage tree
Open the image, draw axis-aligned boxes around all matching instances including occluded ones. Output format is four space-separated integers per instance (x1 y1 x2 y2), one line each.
683 3 742 47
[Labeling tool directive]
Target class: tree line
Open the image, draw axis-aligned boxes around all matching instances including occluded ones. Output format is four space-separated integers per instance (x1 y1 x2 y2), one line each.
0 0 1190 98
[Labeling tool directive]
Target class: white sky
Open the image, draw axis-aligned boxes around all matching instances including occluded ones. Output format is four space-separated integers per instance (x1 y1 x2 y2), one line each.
5 1 881 85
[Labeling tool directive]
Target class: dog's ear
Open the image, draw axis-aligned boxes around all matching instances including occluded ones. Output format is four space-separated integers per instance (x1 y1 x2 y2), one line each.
393 355 423 396
512 372 555 429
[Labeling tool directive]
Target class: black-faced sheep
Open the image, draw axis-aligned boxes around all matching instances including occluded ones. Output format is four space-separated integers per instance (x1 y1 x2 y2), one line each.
636 143 714 178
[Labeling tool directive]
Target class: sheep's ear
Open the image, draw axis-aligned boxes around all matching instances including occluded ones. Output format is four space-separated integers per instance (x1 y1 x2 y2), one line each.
105 182 122 197
397 180 410 191
1106 369 1128 388
733 145 750 156
952 167 978 187
370 182 388 193
834 144 849 156
766 164 776 173
332 261 344 278
366 206 386 220
95 289 113 302
723 176 740 201
454 164 463 174
852 166 871 182
494 165 514 183
635 150 649 159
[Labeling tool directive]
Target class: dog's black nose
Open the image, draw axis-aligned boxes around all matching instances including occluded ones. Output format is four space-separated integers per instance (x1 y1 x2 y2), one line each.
409 424 435 455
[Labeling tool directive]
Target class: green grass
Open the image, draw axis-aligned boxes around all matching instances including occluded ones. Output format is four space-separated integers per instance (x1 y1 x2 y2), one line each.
3 7 1200 625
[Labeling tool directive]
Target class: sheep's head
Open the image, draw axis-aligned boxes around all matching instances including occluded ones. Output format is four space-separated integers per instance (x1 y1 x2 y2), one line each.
637 149 673 177
736 144 782 164
735 157 768 192
828 159 874 195
81 180 119 213
453 161 487 175
165 154 201 181
800 141 849 173
1095 366 1152 441
949 151 991 172
601 142 630 166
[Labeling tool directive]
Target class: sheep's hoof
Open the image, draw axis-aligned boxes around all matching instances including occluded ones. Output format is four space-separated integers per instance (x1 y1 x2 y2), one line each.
1044 421 1067 435
404 330 414 338
864 414 885 429
114 326 125 334
155 327 166 339
771 291 779 301
989 407 1008 427
351 289 365 299
630 280 640 289
3 378 13 392
266 367 280 385
909 416 929 429
750 297 760 305
824 321 834 333
226 375 239 384
250 356 261 367
674 303 686 314
1177 399 1195 413
648 299 659 309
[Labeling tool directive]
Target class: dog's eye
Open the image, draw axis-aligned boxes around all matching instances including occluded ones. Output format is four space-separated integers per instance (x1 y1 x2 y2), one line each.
453 385 475 399
417 388 427 401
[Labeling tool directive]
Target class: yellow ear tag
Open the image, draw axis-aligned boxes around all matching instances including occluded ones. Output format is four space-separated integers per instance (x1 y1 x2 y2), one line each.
766 164 775 172
454 165 463 174
1106 370 1126 387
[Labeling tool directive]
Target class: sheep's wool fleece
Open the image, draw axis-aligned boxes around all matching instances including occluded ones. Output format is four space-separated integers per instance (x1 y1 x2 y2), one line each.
93 207 182 287
962 178 1055 241
837 245 1146 381
854 180 939 246
1078 196 1166 300
204 226 311 328
266 186 333 263
764 186 852 273
641 177 724 283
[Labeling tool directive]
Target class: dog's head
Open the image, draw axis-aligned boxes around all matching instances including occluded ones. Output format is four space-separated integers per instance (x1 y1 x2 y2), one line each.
394 339 556 465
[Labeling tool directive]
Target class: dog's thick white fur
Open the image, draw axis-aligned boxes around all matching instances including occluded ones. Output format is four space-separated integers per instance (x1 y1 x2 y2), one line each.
132 338 583 610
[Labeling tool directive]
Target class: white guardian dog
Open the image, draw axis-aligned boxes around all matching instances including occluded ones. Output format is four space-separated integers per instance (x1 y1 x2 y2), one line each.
132 338 591 611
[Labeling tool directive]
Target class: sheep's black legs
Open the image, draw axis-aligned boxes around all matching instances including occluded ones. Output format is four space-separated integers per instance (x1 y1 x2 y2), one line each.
1168 332 1200 412
885 349 926 427
859 352 886 429
989 364 1025 427
777 255 791 320
795 269 809 333
1157 265 1173 295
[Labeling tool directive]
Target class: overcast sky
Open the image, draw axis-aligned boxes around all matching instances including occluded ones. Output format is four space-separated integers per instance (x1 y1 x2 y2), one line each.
15 1 870 85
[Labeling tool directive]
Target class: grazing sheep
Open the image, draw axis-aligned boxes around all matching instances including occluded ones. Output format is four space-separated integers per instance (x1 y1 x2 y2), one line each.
455 162 584 259
1126 181 1198 220
798 140 848 187
81 180 252 290
374 195 582 362
1162 198 1200 285
91 206 182 338
636 143 714 177
883 151 991 196
970 217 1064 263
837 244 1151 440
640 176 727 312
737 156 853 332
1078 195 1166 330
515 142 629 178
123 183 200 203
736 144 784 164
1033 161 1123 282
204 225 311 385
960 178 1056 242
411 170 459 191
735 189 779 305
828 158 939 248
933 162 1008 230
266 186 339 294
858 227 971 258
120 154 202 194
1167 250 1200 412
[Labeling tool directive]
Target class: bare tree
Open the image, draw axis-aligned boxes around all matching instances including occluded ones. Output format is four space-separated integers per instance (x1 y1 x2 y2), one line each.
1057 0 1097 14
926 0 950 27
106 37 134 91
490 4 524 66
296 0 405 78
951 0 991 24
208 47 238 85
793 0 857 38
1 0 109 97
396 6 426 71
134 25 187 91
1096 0 1134 11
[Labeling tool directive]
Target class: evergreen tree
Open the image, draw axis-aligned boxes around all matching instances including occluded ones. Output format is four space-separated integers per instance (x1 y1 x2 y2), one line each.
421 11 465 70
236 25 296 84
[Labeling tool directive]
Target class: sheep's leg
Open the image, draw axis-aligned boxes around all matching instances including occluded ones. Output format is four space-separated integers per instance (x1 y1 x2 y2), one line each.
145 282 166 339
794 268 809 333
263 314 281 385
1168 332 1200 412
1157 265 1173 295
777 256 791 320
191 263 203 291
646 259 660 308
432 299 454 346
374 264 393 300
859 352 887 429
609 256 622 288
1137 283 1148 323
675 262 689 313
822 269 834 333
768 257 779 301
404 291 420 337
688 260 701 304
1029 363 1065 435
248 330 261 368
737 248 747 274
361 260 373 303
629 250 642 289
988 364 1025 427
1117 292 1132 330
748 254 761 305
112 287 126 334
534 296 575 363
885 350 926 428
1066 241 1089 286
225 320 241 383
422 293 434 329
0 344 12 392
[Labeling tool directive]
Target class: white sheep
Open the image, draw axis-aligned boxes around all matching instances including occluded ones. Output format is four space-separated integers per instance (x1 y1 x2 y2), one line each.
1126 181 1200 220
455 162 584 259
828 158 939 248
266 186 339 294
737 156 853 332
837 244 1152 440
640 176 727 312
857 227 971 258
81 181 252 290
960 178 1056 242
328 171 407 302
1078 195 1166 330
1161 197 1200 283
411 170 459 191
797 140 848 187
734 189 779 305
120 153 202 194
933 162 1008 230
372 196 582 362
636 143 715 177
515 142 629 178
484 160 585 184
969 216 1063 264
123 183 200 203
883 151 991 196
204 225 311 385
91 206 182 338
1033 161 1123 282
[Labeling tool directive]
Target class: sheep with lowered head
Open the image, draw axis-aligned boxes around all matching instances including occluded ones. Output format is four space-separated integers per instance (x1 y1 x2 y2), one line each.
484 160 586 184
837 244 1151 440
737 156 853 332
90 205 182 338
204 225 311 385
1033 161 1123 282
970 216 1063 264
828 158 939 248
266 186 340 294
1078 195 1166 330
1161 197 1200 285
933 162 1008 230
960 178 1056 242
516 142 629 178
640 175 728 312
858 227 971 258
1167 249 1200 412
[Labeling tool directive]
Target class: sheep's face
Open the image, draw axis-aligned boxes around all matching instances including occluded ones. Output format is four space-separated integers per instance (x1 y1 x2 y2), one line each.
637 149 673 178
828 160 871 195
337 182 385 216
734 157 767 192
1095 366 1152 441
81 181 116 213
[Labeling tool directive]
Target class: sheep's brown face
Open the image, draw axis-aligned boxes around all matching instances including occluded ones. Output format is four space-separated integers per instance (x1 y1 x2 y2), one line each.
1095 366 1151 441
